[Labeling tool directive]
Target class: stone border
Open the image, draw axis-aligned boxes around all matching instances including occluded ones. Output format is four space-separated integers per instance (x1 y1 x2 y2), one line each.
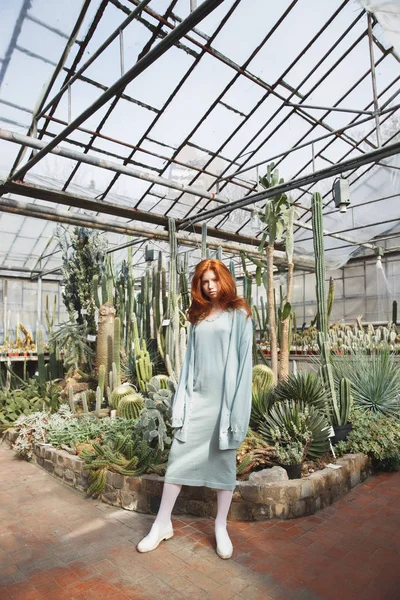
4 430 370 520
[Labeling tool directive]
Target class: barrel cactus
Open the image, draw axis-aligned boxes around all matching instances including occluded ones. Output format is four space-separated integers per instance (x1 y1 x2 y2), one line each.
252 364 275 394
116 391 145 420
110 384 137 409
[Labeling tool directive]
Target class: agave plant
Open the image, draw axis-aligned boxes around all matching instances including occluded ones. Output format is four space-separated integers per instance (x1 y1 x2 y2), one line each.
274 371 329 414
331 351 400 417
259 400 331 459
250 387 275 431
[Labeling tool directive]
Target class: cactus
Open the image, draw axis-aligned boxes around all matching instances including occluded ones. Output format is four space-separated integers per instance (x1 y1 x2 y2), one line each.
392 300 397 326
95 386 102 417
113 317 121 387
201 222 207 258
116 393 145 420
312 192 328 339
98 364 105 401
96 302 115 386
111 384 138 409
67 386 75 413
339 377 352 426
36 328 46 388
252 364 275 393
82 392 89 414
229 259 236 282
135 383 174 452
93 274 101 309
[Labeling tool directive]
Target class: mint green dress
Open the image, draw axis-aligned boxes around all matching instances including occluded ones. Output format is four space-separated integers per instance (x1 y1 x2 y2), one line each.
164 310 237 490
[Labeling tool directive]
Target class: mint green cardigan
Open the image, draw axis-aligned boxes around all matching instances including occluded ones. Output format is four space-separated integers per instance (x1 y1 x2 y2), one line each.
171 309 253 450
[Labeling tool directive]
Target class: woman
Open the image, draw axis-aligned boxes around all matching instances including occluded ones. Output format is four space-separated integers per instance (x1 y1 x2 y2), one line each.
137 259 253 559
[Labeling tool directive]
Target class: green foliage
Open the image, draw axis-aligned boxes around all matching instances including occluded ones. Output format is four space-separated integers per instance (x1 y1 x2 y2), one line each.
258 163 292 246
250 388 275 431
135 376 175 452
81 432 165 497
335 409 400 471
56 226 107 335
274 371 329 413
11 405 73 459
50 322 94 375
331 351 400 417
47 415 134 449
0 380 63 430
259 400 331 459
265 405 312 465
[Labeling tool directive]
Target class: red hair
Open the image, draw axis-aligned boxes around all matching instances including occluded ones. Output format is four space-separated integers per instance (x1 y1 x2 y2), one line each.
187 259 251 324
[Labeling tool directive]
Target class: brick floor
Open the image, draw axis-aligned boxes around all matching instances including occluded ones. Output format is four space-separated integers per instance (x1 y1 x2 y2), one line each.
0 445 399 600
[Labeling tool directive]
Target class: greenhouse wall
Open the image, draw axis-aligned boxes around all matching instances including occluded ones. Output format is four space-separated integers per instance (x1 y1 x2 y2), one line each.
0 278 68 344
290 253 399 327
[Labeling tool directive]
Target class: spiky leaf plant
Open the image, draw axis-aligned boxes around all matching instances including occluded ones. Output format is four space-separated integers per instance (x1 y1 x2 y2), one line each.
259 400 331 459
331 351 400 417
250 388 275 431
274 371 329 414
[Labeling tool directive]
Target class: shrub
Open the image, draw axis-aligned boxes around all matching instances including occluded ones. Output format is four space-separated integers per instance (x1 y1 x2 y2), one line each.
335 409 400 471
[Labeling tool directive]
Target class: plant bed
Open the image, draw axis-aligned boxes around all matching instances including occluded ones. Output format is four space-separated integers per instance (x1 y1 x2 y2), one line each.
3 429 370 521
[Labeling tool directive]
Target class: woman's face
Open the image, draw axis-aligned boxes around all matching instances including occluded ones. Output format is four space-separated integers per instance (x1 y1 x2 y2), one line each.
201 269 221 301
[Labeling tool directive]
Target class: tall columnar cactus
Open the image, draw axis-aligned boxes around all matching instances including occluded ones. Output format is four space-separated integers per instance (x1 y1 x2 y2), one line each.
279 205 295 381
113 317 121 387
392 300 398 326
312 192 328 339
96 302 115 386
98 364 105 400
135 339 153 392
68 386 75 413
229 259 236 282
339 377 352 426
36 329 46 388
201 222 207 259
258 164 291 381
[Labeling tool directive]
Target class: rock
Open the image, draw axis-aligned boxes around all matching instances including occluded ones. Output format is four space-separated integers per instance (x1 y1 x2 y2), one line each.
249 466 288 483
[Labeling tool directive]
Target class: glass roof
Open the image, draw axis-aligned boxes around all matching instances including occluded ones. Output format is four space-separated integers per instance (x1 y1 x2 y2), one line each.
0 0 399 276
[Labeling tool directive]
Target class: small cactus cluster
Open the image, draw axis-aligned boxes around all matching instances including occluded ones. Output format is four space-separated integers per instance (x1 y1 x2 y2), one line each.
81 434 163 497
328 321 399 353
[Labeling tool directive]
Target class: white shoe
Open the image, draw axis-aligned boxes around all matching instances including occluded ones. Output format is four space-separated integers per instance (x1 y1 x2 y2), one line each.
136 522 174 553
215 526 233 560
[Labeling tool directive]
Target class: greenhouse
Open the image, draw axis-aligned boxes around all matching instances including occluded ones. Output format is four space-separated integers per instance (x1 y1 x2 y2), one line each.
0 0 400 598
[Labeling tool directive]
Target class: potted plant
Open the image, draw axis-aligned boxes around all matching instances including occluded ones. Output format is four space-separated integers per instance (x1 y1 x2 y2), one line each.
270 420 312 479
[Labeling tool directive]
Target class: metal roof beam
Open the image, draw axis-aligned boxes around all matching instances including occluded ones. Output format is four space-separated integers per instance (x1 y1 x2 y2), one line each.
178 140 400 226
9 0 226 183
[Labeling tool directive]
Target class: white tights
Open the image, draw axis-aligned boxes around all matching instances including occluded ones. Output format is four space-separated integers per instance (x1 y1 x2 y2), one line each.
153 483 234 531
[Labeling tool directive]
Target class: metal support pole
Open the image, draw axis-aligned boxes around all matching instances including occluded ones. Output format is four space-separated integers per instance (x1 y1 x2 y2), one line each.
367 12 382 148
67 85 72 124
10 0 225 182
119 29 125 76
